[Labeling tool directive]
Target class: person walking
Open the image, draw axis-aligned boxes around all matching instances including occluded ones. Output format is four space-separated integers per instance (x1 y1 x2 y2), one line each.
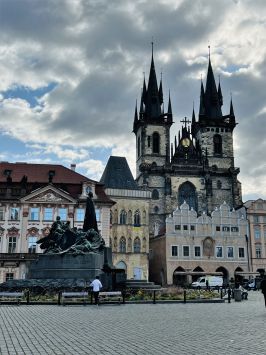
90 276 102 305
260 274 266 308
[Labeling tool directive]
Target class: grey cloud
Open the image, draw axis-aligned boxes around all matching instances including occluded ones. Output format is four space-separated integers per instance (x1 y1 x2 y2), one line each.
0 0 266 199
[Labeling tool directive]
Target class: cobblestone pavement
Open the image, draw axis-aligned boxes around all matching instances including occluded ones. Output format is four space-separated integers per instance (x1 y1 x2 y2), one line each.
0 291 265 355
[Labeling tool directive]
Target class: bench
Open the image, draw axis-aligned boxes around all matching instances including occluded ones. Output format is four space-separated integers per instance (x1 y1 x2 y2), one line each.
61 291 89 306
0 292 24 305
98 291 123 304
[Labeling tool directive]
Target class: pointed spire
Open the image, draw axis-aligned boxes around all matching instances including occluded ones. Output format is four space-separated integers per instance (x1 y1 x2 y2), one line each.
141 76 147 104
145 42 161 118
199 78 205 116
218 76 223 106
140 90 144 113
191 104 196 137
204 50 222 119
192 106 196 124
230 96 235 117
159 72 163 104
167 90 172 115
134 100 138 123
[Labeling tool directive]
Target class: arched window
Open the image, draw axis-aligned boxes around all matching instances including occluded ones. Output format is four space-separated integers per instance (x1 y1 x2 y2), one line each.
113 236 117 252
134 210 141 226
28 236 38 254
114 209 118 224
116 261 127 271
213 134 222 155
137 136 141 157
128 210 132 225
134 237 141 253
142 211 146 224
128 237 132 252
119 210 127 224
217 180 222 189
119 237 126 253
178 182 198 211
143 237 147 252
110 211 112 225
152 132 160 154
152 189 159 200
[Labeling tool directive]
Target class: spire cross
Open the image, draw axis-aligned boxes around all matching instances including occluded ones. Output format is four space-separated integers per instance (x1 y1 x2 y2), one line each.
151 38 154 56
208 45 210 59
180 117 191 128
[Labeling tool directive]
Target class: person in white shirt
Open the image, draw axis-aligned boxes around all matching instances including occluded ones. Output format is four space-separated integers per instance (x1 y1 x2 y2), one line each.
90 276 102 305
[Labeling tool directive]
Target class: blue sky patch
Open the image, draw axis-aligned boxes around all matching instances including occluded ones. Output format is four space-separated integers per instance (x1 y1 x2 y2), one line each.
1 82 57 108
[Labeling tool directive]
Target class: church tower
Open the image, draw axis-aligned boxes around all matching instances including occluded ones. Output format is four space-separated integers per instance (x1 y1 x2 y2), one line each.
191 54 242 211
133 47 242 237
133 45 173 182
133 46 173 233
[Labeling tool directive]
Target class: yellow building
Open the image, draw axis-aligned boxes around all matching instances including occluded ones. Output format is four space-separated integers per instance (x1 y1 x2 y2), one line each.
100 156 151 280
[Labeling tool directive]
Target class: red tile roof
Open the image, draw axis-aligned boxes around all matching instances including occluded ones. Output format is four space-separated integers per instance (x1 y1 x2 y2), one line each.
0 162 94 184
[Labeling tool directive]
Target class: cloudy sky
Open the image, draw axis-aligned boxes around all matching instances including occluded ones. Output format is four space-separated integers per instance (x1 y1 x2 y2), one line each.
0 0 266 201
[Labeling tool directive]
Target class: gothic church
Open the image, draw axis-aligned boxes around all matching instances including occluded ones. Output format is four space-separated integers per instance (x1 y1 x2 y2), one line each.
133 48 243 237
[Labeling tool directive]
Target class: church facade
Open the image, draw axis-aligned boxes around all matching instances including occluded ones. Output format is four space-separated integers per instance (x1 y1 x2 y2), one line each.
133 49 242 237
133 49 248 284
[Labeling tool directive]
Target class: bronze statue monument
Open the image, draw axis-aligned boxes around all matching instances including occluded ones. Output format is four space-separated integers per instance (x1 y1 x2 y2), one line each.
37 192 105 255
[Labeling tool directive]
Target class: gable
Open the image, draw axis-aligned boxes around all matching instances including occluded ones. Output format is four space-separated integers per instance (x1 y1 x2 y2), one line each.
21 185 76 204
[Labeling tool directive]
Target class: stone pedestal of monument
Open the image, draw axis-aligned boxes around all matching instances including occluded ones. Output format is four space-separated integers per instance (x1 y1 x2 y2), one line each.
28 253 104 281
27 247 116 288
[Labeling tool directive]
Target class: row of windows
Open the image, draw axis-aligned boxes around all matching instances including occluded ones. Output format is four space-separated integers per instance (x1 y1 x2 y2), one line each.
171 245 245 259
0 207 100 222
253 215 266 223
205 127 230 133
112 236 146 253
112 209 145 226
174 225 239 232
137 132 160 158
253 228 266 239
138 131 224 158
0 236 38 254
255 245 265 258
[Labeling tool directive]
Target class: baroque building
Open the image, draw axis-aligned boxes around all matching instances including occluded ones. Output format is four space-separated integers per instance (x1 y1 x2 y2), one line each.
0 162 114 283
100 156 151 280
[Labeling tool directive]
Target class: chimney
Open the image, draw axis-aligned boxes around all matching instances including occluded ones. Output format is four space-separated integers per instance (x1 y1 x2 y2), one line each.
70 163 76 171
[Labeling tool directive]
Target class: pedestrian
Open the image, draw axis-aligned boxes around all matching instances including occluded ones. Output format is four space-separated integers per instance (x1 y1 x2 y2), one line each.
90 275 102 305
206 279 210 291
260 274 266 308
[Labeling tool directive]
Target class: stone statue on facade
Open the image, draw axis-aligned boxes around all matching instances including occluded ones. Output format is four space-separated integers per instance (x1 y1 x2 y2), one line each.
37 193 105 255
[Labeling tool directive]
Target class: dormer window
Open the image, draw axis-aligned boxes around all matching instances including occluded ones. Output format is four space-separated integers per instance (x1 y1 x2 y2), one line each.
48 170 55 183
